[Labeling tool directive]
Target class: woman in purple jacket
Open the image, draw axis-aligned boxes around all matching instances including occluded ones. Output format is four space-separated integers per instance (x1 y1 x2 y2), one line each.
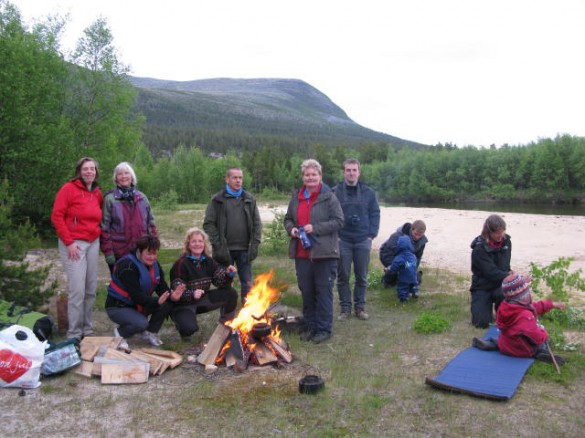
100 162 157 272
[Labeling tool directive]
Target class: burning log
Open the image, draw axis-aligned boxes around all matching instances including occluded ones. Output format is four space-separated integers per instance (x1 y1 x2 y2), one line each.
198 271 294 370
266 336 293 364
197 324 230 366
251 341 278 365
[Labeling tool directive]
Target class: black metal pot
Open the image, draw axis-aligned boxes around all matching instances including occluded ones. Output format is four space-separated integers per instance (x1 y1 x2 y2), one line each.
251 322 271 339
298 375 325 395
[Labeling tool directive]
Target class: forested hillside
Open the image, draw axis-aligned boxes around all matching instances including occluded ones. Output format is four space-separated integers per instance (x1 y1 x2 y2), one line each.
130 77 425 156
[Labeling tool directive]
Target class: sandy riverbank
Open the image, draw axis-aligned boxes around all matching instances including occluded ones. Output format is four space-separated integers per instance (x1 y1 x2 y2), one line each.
260 205 585 276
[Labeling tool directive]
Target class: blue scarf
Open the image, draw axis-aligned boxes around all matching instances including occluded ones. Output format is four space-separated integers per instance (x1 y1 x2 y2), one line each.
118 186 136 202
225 185 243 198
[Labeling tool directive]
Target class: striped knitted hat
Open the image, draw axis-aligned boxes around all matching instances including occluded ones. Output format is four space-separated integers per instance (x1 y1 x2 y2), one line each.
502 273 532 303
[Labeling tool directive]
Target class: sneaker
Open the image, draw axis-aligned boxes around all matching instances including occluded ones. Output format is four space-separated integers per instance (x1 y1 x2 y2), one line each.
472 337 498 351
312 331 332 344
355 310 369 320
113 327 129 350
411 291 420 299
337 312 351 321
142 331 163 347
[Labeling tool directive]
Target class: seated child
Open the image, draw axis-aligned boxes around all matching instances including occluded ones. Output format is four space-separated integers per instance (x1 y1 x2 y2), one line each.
385 235 419 302
472 273 566 364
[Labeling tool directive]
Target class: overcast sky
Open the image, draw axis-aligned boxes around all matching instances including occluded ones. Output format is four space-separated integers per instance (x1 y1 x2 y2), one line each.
11 0 585 147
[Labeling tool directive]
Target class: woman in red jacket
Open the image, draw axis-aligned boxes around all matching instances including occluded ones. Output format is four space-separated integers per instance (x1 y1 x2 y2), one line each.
51 157 103 340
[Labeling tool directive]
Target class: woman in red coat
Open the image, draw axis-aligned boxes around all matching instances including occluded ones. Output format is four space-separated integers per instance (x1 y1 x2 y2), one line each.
51 157 103 340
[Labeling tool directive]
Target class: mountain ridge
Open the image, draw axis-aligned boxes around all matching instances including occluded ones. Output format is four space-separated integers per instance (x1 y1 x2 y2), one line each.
129 76 427 154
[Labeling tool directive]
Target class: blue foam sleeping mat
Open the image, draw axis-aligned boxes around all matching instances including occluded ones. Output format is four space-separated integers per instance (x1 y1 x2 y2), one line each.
425 326 534 400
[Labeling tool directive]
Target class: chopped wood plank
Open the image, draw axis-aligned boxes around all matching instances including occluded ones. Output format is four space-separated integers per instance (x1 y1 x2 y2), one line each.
104 348 145 364
73 360 94 378
225 350 237 368
197 324 230 366
101 361 149 384
80 343 100 361
127 351 164 375
266 336 293 363
80 336 123 349
252 342 277 365
137 348 184 368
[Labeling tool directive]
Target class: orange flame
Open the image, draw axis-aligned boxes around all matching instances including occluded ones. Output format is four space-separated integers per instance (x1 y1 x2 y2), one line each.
226 270 280 333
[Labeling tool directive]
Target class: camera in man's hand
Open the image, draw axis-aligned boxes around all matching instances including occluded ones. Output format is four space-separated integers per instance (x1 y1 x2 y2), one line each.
347 214 361 227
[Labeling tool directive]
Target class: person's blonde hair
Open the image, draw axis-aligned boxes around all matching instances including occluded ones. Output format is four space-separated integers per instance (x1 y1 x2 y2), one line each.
301 159 322 175
182 227 213 257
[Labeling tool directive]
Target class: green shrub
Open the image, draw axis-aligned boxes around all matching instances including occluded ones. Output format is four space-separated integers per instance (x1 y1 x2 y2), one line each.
156 189 179 211
260 211 289 256
413 311 451 334
530 257 585 302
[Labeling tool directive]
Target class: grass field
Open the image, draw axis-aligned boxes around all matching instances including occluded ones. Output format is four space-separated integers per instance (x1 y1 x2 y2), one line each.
2 204 584 437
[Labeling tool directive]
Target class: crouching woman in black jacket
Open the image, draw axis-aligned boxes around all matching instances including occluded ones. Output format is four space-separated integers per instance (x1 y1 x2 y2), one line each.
169 227 239 340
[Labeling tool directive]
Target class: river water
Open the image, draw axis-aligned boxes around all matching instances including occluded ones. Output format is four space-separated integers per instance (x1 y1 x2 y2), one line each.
393 202 585 216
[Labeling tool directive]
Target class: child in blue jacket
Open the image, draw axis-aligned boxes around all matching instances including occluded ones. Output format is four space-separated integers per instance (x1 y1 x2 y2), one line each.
385 235 419 302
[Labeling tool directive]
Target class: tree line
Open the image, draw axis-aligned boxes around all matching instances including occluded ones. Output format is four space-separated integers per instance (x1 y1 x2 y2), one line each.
131 135 585 208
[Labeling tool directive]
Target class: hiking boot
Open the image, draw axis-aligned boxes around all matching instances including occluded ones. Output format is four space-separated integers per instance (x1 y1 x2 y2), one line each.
472 337 498 351
142 331 163 347
411 291 420 299
311 331 332 344
535 350 566 365
113 327 129 350
337 312 351 321
355 309 369 320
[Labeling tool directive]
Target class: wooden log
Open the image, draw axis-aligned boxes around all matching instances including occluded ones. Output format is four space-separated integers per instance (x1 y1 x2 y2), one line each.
101 361 149 384
252 342 277 365
266 336 293 363
197 324 230 366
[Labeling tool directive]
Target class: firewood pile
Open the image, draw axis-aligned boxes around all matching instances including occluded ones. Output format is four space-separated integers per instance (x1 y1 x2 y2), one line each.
196 271 297 373
74 336 183 384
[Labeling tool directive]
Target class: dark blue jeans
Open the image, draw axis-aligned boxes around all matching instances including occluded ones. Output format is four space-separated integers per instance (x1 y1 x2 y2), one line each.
337 238 372 312
295 258 337 335
106 303 171 338
230 250 253 301
471 287 504 328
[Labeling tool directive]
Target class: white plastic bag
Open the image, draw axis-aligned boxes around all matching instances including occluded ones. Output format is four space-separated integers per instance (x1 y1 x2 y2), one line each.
0 324 46 389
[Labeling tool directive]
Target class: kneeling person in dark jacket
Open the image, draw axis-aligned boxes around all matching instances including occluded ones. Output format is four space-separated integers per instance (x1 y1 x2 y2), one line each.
106 235 185 348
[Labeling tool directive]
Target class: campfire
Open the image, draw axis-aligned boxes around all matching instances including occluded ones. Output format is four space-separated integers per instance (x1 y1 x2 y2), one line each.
196 271 293 371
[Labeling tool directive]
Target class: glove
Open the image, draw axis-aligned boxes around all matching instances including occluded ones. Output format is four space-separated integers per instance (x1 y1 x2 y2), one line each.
105 255 116 266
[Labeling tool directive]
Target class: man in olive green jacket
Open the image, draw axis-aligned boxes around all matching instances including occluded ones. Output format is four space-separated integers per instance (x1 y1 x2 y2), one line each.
203 168 262 303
